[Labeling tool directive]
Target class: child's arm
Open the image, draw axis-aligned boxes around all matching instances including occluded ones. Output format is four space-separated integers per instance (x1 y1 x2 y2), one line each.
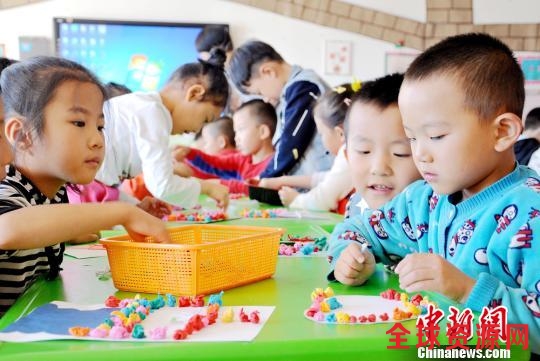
0 202 171 249
184 148 247 180
287 147 352 211
258 175 312 190
131 110 201 207
327 180 430 283
260 81 321 178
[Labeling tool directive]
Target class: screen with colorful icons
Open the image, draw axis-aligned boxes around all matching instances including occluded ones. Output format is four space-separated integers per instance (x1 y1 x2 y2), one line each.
54 18 227 92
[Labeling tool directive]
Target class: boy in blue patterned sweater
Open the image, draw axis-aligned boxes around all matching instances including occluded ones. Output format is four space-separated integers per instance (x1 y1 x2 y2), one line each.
327 33 540 354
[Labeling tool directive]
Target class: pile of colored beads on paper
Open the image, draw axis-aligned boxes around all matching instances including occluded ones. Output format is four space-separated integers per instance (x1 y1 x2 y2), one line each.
304 287 437 324
68 291 262 341
279 242 320 256
239 208 283 218
165 210 228 222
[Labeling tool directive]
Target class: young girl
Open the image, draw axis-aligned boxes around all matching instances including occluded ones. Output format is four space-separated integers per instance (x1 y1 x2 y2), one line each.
260 85 355 214
83 48 230 209
327 73 421 283
0 57 170 317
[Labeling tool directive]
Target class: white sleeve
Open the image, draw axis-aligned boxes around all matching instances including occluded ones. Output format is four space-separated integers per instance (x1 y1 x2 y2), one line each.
289 146 352 211
310 171 328 188
134 104 201 208
528 149 540 176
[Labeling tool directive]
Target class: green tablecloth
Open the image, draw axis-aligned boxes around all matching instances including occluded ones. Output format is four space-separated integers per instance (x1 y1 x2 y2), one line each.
0 218 530 361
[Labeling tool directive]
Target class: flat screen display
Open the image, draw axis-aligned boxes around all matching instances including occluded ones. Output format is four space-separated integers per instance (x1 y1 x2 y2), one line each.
54 18 227 92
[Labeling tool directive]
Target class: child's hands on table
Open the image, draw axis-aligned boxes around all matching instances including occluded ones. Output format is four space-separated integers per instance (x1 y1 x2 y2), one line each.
334 243 376 286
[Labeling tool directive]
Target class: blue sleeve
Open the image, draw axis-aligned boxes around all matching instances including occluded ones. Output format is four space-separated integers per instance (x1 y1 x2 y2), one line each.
261 81 320 177
327 180 432 280
465 215 540 353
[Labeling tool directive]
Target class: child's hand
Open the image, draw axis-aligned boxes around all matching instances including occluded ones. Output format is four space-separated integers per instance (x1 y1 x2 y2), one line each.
137 196 172 218
278 186 299 206
173 162 194 177
200 180 229 210
258 177 284 190
172 145 191 162
334 243 376 286
124 206 171 243
394 253 476 303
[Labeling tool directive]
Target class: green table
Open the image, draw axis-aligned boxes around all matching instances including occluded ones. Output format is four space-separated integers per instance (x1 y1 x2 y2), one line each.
0 218 530 361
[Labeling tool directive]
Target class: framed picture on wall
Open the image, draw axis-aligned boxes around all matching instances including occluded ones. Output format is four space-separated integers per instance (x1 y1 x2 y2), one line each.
516 52 540 85
385 51 419 74
324 40 352 76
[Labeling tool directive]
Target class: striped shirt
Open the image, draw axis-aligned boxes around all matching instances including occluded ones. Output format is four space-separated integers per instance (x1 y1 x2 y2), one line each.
0 165 65 317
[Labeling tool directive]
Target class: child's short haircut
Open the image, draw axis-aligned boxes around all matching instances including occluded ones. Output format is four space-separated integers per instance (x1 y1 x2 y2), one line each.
405 33 524 122
314 84 355 129
236 99 277 137
195 25 233 53
206 116 236 147
344 73 404 135
524 107 540 131
228 40 284 93
168 48 229 108
0 56 107 139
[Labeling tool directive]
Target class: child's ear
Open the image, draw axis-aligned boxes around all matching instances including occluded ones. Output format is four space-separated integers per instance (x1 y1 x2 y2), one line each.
217 135 226 149
492 112 522 152
185 84 206 102
259 62 277 78
4 117 32 150
258 124 271 140
335 125 345 144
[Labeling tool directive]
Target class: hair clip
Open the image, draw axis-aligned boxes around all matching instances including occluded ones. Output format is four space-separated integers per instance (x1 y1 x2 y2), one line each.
343 98 352 106
334 86 347 94
351 77 362 92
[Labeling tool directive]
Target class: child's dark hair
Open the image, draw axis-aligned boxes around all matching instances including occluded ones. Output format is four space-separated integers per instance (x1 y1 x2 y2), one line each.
205 116 236 147
344 73 404 134
314 84 355 129
0 56 107 139
236 99 277 137
0 57 17 94
168 47 229 108
195 25 233 53
524 107 540 131
405 33 524 122
105 81 132 98
228 40 284 93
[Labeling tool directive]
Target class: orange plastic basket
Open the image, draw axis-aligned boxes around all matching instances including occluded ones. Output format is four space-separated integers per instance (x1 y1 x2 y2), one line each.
100 224 283 296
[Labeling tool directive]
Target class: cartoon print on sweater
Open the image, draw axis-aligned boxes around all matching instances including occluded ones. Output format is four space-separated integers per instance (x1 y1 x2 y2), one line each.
369 210 388 239
529 207 540 219
488 298 502 309
525 177 540 192
386 207 395 223
502 260 524 287
401 216 416 240
523 293 540 317
474 248 488 265
416 223 428 240
429 194 439 212
448 219 476 256
495 204 518 233
509 223 533 249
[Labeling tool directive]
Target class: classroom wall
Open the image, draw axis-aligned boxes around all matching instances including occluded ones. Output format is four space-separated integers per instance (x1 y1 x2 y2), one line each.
0 0 539 114
0 0 404 86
